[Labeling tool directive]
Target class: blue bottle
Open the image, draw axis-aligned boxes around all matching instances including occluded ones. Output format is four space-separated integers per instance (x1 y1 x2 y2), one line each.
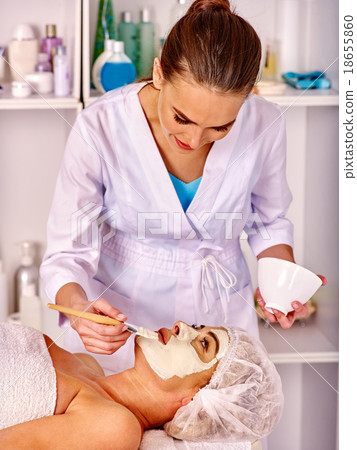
100 41 136 92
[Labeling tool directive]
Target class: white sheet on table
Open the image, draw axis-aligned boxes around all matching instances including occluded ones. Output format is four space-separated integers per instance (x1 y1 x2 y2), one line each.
140 430 251 449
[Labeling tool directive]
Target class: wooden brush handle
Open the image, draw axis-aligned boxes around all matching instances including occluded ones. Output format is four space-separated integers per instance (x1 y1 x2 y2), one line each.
47 303 122 326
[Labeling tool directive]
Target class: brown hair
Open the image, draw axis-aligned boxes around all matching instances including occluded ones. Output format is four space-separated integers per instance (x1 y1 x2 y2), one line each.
161 0 261 95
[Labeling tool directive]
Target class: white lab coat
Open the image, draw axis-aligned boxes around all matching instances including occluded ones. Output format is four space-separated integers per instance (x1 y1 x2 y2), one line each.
41 82 293 374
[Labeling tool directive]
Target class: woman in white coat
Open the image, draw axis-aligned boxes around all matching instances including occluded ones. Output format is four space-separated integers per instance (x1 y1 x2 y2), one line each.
41 0 322 374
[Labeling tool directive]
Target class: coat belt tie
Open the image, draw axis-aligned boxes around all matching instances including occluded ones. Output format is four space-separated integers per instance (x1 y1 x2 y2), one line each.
201 255 237 323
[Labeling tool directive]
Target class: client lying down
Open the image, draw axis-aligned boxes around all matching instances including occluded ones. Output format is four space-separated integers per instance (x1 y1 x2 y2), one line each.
0 321 283 448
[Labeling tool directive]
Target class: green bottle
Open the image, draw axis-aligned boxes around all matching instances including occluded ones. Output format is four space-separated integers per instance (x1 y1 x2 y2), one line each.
117 11 137 69
92 0 116 69
136 7 155 78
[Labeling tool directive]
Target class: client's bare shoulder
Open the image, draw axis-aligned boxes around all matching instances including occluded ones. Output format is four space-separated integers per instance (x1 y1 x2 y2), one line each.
43 334 103 376
69 387 143 448
43 334 142 448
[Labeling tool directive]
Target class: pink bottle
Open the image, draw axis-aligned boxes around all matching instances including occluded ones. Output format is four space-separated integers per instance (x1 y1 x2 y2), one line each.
41 24 62 64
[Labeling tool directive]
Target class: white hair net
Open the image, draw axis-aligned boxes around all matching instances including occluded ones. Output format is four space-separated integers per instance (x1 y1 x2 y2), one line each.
164 327 284 442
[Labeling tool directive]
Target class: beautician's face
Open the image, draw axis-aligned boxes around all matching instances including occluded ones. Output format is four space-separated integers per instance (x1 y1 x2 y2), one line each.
155 74 245 154
136 322 229 380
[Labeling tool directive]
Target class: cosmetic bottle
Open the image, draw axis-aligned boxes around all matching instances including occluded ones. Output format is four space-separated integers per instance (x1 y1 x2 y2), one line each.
92 39 114 93
53 45 70 96
262 43 277 81
117 12 137 67
136 7 155 78
15 241 39 313
41 24 63 66
100 41 136 92
8 24 38 81
0 260 9 323
35 53 52 72
92 0 117 70
20 288 42 331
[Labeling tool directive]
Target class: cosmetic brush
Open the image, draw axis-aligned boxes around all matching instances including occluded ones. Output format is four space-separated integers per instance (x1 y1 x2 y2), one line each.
47 303 158 339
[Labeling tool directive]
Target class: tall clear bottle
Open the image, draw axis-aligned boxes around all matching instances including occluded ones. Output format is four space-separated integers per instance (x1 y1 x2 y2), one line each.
15 241 39 312
136 7 155 78
53 45 70 96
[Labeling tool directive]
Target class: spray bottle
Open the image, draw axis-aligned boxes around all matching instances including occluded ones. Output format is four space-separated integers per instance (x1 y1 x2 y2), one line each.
16 241 42 330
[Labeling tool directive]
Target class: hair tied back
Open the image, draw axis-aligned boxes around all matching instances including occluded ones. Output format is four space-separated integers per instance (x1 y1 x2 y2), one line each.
188 0 231 14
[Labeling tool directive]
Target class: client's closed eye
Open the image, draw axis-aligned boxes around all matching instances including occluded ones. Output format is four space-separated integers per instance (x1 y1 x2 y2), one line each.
200 338 208 349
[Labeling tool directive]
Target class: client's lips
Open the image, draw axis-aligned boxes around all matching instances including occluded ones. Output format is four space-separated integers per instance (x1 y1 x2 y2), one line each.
157 328 168 345
175 136 193 150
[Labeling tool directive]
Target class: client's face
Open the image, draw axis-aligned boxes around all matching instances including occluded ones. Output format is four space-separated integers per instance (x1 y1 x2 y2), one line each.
136 322 229 380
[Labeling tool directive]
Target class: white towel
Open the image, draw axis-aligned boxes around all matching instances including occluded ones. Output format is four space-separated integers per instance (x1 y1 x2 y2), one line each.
140 429 178 450
140 430 251 449
0 322 57 430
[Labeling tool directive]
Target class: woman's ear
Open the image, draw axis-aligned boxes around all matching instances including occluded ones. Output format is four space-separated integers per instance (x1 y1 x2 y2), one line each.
180 386 199 406
152 57 164 90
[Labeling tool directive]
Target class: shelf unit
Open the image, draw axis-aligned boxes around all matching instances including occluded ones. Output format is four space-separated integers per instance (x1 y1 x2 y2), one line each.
82 0 339 109
0 0 82 110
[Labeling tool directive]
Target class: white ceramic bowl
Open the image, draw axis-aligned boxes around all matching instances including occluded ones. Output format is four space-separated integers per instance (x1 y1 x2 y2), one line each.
258 258 322 315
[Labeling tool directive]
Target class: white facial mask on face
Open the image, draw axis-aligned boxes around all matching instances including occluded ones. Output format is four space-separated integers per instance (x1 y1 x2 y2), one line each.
137 323 229 380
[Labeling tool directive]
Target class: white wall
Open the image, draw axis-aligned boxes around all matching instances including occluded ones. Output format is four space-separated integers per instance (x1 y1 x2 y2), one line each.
0 109 77 311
